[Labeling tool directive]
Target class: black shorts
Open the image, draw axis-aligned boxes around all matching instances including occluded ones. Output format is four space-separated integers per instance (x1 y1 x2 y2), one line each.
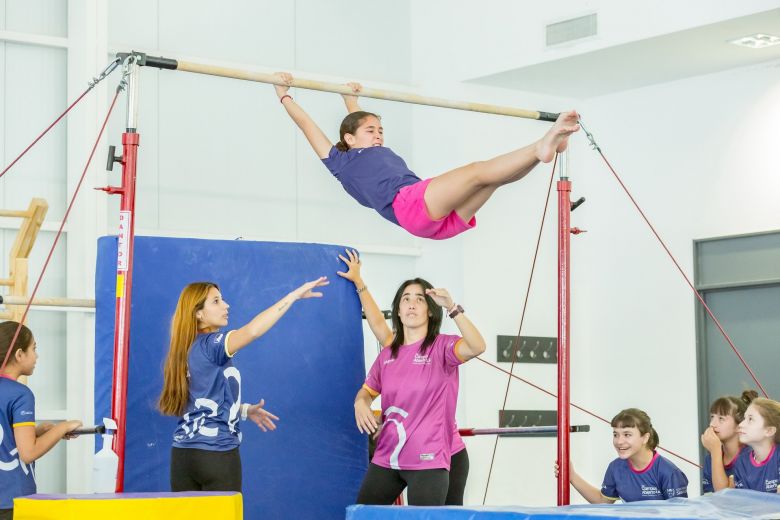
170 446 241 492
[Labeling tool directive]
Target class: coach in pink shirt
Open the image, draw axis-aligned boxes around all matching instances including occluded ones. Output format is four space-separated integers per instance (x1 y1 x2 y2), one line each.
337 249 486 506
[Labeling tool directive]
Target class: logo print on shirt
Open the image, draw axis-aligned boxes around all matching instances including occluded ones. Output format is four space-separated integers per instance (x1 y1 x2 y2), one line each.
20 410 33 416
214 334 224 343
412 353 431 365
640 485 660 496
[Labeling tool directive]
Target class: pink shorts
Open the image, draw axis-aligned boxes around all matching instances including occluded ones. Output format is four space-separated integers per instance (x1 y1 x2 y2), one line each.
391 178 476 240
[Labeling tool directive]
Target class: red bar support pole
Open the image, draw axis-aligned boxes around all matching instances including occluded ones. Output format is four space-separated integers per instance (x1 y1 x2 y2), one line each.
109 130 139 491
557 175 572 506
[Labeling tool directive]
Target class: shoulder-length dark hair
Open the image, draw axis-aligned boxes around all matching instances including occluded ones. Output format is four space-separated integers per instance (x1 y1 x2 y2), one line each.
611 408 659 450
388 278 442 359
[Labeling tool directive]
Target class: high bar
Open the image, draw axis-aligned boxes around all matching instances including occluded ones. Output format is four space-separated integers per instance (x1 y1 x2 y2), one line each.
116 52 560 122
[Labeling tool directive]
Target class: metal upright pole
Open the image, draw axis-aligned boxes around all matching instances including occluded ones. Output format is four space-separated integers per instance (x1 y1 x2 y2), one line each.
109 54 141 492
556 151 572 506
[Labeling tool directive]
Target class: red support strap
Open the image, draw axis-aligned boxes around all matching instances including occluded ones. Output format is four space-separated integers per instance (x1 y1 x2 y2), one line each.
0 88 122 374
594 149 768 398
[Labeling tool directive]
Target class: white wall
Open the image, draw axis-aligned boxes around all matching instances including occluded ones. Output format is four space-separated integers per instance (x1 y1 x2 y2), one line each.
411 0 780 82
0 0 70 493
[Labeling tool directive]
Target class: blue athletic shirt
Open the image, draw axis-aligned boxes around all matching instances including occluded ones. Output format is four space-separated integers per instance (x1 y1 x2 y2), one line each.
732 444 780 493
701 446 743 493
172 332 243 451
601 451 689 502
0 376 37 509
321 146 421 224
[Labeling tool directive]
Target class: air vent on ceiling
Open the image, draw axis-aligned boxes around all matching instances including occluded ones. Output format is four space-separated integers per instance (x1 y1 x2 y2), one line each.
546 13 597 47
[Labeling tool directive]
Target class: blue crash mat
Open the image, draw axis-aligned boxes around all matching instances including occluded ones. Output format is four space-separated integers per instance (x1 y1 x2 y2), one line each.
345 489 780 519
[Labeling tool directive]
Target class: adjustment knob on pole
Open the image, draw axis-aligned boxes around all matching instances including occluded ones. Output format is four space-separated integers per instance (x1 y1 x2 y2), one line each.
106 145 122 171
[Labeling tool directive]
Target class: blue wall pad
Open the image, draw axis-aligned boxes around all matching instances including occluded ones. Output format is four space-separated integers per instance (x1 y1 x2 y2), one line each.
346 489 780 519
95 236 367 520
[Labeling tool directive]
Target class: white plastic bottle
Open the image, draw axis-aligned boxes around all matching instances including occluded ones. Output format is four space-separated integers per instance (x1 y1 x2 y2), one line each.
92 418 118 493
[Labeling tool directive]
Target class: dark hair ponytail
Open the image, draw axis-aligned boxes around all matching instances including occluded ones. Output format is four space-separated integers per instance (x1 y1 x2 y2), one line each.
741 389 759 406
336 111 380 152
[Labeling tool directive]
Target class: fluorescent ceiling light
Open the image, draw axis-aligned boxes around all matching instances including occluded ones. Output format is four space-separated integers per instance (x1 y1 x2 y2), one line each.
728 33 780 49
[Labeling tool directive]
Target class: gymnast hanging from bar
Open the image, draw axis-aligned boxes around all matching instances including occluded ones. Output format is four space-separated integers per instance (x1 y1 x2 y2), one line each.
272 72 579 240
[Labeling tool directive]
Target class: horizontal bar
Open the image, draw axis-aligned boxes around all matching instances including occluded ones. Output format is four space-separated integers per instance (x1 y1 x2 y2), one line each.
0 295 95 308
0 209 30 218
362 310 391 320
119 52 559 122
458 425 590 437
0 218 67 233
72 425 106 436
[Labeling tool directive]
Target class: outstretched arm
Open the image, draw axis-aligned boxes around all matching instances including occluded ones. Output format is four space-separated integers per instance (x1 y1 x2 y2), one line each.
425 288 486 362
336 249 393 346
227 276 329 355
342 82 363 114
15 420 82 464
274 72 333 159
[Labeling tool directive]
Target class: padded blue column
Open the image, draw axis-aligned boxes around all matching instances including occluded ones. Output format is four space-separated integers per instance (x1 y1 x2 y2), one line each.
95 236 367 520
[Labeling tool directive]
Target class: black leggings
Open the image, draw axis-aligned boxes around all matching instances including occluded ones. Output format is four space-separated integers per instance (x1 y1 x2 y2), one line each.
356 448 470 506
0 508 12 520
170 447 242 492
356 463 449 506
446 448 470 505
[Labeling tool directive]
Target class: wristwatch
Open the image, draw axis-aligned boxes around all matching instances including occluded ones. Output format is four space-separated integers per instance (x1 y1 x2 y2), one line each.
448 304 464 319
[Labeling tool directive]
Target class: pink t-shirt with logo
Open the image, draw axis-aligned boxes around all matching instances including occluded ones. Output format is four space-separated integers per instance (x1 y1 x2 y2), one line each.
365 334 464 471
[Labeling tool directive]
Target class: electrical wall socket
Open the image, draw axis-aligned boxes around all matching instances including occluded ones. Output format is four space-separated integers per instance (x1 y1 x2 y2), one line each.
499 409 558 437
496 335 557 363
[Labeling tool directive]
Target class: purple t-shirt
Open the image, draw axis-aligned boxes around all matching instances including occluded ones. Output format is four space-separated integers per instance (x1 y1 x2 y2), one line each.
0 376 37 509
601 452 688 502
732 444 780 493
365 334 464 470
702 446 743 493
172 331 242 451
321 146 421 224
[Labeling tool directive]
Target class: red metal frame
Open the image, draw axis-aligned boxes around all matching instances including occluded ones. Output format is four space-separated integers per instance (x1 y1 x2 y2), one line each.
556 178 572 506
109 131 139 491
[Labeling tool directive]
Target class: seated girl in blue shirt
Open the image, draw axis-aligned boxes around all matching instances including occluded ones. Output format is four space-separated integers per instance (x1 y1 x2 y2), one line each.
556 408 688 503
731 394 780 493
272 72 579 240
700 391 752 492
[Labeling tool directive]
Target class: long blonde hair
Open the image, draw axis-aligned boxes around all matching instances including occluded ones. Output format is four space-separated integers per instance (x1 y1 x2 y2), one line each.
158 282 218 416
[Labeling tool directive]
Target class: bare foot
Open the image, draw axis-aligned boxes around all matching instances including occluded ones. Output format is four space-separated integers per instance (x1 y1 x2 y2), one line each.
535 110 580 163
